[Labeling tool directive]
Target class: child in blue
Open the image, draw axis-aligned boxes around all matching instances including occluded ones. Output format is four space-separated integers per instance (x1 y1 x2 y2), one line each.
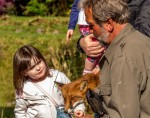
66 0 105 75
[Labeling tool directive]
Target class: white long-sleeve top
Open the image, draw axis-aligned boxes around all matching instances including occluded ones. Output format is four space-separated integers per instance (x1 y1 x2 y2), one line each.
14 69 85 118
77 9 88 25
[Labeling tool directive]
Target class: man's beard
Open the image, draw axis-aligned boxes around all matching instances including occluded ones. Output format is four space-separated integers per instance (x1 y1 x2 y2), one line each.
96 27 109 46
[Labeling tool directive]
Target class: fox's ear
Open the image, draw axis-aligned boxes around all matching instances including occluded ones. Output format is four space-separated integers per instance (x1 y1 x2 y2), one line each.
54 81 65 89
80 80 88 91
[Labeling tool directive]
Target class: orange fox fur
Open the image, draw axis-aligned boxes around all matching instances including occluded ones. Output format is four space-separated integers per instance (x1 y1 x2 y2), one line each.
56 73 100 112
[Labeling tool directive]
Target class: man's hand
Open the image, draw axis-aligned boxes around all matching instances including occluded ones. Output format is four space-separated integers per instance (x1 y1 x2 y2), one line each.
92 65 100 74
80 34 105 57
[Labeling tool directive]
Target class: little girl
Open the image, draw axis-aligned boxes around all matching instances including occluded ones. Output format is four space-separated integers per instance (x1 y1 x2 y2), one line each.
13 45 85 118
66 0 105 75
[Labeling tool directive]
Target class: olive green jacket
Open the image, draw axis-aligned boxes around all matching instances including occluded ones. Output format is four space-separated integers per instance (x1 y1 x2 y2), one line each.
96 24 150 118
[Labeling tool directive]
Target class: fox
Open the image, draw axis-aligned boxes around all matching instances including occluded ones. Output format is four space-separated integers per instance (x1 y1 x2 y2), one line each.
55 73 100 112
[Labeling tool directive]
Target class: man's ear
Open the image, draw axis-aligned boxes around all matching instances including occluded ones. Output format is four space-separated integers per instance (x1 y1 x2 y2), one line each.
54 81 65 89
80 80 88 91
103 19 114 32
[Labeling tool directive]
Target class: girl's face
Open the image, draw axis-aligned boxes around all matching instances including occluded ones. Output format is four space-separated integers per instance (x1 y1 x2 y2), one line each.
24 57 47 82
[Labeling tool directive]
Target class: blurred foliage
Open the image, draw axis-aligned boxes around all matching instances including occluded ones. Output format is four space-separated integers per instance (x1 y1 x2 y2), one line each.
23 0 49 16
12 0 74 16
49 44 85 81
0 0 15 15
0 0 74 16
0 107 14 118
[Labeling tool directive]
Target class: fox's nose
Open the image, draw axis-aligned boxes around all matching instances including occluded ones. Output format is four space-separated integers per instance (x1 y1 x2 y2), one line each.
64 110 68 114
64 107 68 112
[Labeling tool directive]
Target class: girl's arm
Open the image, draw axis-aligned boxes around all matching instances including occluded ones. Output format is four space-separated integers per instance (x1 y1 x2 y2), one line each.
14 98 29 118
68 0 80 30
14 98 40 118
66 0 80 42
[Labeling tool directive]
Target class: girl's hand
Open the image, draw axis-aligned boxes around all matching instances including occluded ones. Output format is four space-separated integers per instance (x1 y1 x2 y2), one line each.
74 110 85 118
66 29 74 43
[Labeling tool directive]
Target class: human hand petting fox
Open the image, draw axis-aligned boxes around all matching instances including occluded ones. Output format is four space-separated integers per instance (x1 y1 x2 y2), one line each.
74 110 85 117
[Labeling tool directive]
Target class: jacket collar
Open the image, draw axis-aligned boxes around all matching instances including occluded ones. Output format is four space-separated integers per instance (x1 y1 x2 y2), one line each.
101 23 136 65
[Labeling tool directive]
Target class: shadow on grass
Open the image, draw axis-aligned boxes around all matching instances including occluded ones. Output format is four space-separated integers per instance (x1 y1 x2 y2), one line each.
0 107 14 118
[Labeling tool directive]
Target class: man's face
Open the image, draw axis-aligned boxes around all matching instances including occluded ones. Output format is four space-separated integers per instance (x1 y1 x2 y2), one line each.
85 7 109 43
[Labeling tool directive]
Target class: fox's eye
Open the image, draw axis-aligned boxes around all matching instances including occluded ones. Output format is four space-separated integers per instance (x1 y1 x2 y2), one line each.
70 96 77 100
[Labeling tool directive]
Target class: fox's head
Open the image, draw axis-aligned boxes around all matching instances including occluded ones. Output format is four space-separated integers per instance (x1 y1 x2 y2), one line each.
55 73 100 112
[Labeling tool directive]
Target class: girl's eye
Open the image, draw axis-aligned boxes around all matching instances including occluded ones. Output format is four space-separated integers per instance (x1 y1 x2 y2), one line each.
29 66 34 70
29 60 42 70
37 60 42 64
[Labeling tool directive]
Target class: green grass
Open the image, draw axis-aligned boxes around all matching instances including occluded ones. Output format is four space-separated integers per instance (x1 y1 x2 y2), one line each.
0 15 84 117
0 107 14 118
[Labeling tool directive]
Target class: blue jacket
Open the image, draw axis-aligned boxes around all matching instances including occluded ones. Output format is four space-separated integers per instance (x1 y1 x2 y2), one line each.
68 0 150 37
68 0 80 30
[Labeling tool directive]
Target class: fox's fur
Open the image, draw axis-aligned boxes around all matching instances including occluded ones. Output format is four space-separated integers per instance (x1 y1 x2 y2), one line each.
56 73 100 112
